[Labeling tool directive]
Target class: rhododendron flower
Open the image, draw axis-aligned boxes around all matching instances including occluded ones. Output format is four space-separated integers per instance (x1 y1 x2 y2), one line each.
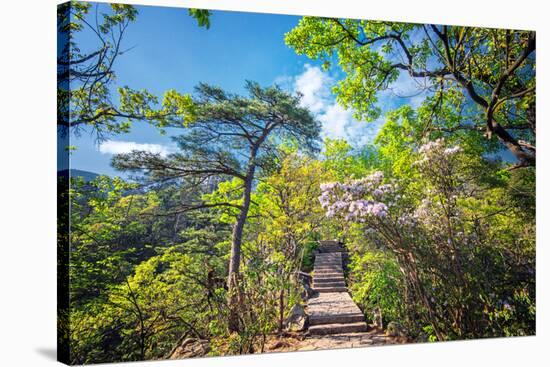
444 146 462 155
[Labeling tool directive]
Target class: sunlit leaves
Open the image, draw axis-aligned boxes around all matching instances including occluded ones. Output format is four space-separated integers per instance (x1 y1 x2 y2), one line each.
188 9 212 29
59 2 204 140
286 17 536 164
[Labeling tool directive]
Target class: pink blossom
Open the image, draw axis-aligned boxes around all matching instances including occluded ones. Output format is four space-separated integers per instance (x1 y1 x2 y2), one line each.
443 146 462 155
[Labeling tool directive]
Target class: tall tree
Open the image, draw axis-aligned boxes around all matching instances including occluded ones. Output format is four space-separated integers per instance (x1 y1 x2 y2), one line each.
286 19 535 167
57 2 210 140
113 82 321 331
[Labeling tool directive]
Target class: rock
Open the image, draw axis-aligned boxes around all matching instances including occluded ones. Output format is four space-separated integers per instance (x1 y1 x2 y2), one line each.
386 321 407 337
168 338 210 359
300 282 315 301
297 271 312 283
285 304 308 332
296 271 315 300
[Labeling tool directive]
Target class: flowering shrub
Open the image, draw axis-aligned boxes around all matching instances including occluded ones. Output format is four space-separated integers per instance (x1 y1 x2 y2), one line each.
319 138 535 340
319 171 392 221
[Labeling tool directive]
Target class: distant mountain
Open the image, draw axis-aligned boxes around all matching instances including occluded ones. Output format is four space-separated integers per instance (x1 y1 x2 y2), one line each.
58 169 101 182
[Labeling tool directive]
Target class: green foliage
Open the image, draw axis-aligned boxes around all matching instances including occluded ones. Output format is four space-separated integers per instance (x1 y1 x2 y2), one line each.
188 9 212 29
68 134 535 361
69 176 158 305
322 138 368 180
68 173 232 363
203 178 244 223
349 250 405 324
70 248 227 363
286 18 536 165
321 138 535 340
58 2 202 140
301 241 319 272
254 149 325 252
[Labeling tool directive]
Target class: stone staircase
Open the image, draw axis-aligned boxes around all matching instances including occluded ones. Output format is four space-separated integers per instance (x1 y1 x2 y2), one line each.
307 240 368 335
313 252 347 293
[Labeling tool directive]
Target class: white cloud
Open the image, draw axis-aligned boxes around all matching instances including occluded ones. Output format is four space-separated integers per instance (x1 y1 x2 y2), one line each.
294 64 333 114
381 70 430 109
277 63 433 148
285 64 382 146
98 140 173 157
390 71 422 96
318 103 351 138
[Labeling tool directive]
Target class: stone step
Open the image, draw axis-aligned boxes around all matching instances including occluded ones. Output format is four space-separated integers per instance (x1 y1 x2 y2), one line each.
314 266 342 270
309 321 368 335
313 263 342 268
314 268 342 272
316 286 348 293
313 273 344 278
313 281 346 288
314 273 344 278
315 257 342 263
314 265 341 268
315 265 342 268
315 264 342 267
313 271 344 279
315 260 341 263
313 274 344 283
315 264 340 268
314 268 341 272
313 276 345 283
309 313 365 326
313 279 345 285
313 267 344 274
315 259 341 262
313 276 344 284
314 271 343 276
313 277 345 283
313 262 342 267
315 260 342 263
314 269 343 274
315 258 341 261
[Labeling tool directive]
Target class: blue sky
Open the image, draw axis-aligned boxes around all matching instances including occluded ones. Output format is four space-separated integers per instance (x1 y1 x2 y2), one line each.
69 2 422 176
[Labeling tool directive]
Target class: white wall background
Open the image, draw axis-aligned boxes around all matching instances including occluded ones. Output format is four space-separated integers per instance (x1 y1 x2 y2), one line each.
0 0 547 366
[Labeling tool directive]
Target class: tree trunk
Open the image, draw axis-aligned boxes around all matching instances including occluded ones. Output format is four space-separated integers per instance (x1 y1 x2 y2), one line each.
278 289 285 333
488 118 536 167
400 252 446 341
227 165 256 333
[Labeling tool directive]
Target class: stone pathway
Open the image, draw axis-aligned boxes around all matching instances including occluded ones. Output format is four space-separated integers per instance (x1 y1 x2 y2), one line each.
296 329 403 350
265 328 407 353
265 240 411 354
307 241 368 335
